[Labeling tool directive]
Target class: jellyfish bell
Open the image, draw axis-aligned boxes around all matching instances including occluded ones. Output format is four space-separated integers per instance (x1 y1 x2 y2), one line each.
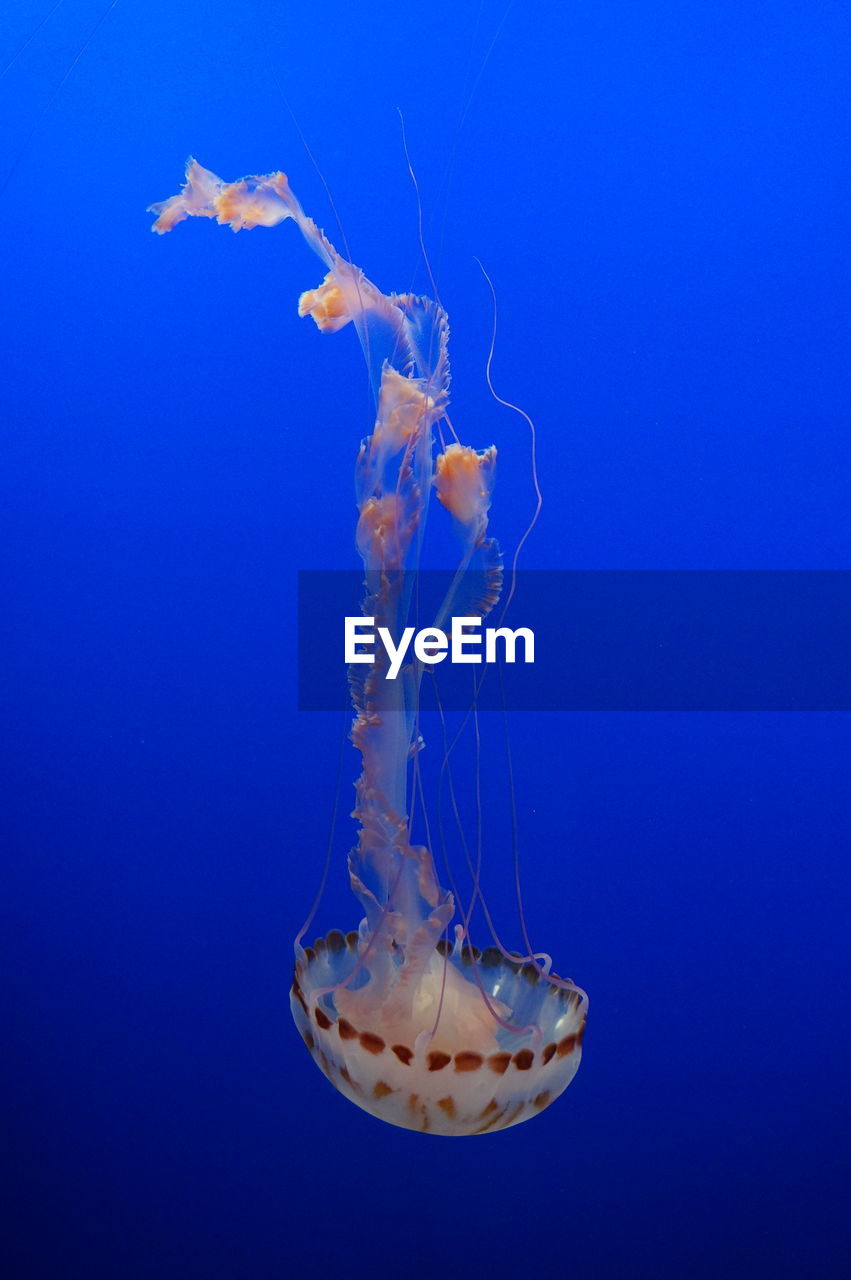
150 158 587 1135
293 933 585 1136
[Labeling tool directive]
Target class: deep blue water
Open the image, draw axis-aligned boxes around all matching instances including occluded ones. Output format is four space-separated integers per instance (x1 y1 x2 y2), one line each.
2 1 850 1276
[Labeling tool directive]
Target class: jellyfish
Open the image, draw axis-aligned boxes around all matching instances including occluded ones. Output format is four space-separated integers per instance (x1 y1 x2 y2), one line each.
150 160 587 1135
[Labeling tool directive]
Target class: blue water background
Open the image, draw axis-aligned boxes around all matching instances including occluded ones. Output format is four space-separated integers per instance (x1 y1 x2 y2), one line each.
2 1 850 1275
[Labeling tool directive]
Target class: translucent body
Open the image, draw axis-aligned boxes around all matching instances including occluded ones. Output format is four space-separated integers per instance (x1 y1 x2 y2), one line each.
150 161 587 1134
292 933 585 1136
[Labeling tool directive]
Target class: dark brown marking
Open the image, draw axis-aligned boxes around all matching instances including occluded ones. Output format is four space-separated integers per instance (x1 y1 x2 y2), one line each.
326 929 345 953
340 1067 352 1085
488 1053 511 1075
521 963 540 984
534 1090 551 1109
373 1081 393 1099
578 1020 587 1044
301 1030 315 1052
557 1034 577 1057
313 936 327 954
437 1096 456 1118
478 1099 499 1119
542 1042 557 1065
454 1052 483 1073
337 1018 357 1041
291 984 308 1015
481 947 502 967
436 938 452 957
427 1050 451 1072
392 1044 413 1065
346 931 359 950
304 947 316 964
359 1031 385 1055
314 1006 332 1031
513 1049 534 1071
407 1093 420 1113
